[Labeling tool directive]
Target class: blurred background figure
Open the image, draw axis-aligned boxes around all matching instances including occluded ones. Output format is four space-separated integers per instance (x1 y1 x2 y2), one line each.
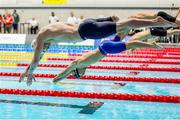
77 15 84 24
67 11 78 24
3 10 14 33
2 9 8 33
0 14 2 33
49 12 59 24
12 9 20 33
29 17 39 34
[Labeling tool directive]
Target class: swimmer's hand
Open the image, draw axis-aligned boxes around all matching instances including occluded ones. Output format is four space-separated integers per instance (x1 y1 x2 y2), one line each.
53 75 64 84
19 66 36 86
19 73 36 86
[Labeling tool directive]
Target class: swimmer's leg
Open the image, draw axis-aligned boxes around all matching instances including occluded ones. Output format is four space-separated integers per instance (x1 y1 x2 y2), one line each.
128 27 168 42
129 12 158 19
157 11 176 22
116 17 176 32
129 10 179 23
128 29 154 41
126 40 163 50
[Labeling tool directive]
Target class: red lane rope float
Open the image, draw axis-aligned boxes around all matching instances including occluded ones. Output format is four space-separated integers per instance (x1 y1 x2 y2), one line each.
83 50 180 55
47 58 180 65
0 88 179 103
68 54 180 59
69 53 180 59
17 63 180 72
1 72 180 84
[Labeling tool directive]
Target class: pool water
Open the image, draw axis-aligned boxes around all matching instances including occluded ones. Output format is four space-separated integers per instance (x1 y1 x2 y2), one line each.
0 45 180 119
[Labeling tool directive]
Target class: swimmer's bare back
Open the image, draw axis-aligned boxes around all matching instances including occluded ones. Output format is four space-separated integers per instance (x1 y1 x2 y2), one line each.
40 22 83 44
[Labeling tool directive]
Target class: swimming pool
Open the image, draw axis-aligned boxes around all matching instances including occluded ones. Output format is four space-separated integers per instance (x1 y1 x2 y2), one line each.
0 45 180 119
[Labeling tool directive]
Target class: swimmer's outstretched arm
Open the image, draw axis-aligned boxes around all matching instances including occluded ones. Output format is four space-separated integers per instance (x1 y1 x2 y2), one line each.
19 39 44 86
53 49 105 83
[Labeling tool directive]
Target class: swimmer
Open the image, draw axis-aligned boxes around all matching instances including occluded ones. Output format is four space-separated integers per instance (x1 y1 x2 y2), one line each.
53 28 180 83
19 15 176 86
53 40 161 83
129 9 180 25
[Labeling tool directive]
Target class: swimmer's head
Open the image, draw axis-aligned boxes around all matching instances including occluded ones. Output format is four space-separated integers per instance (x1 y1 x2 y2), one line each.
31 39 37 49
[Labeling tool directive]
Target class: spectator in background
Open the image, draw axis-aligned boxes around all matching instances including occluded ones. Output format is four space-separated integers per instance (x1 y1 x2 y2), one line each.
3 10 8 33
0 14 2 33
49 12 59 24
67 11 78 24
12 9 20 33
29 17 39 34
77 15 84 24
3 11 14 33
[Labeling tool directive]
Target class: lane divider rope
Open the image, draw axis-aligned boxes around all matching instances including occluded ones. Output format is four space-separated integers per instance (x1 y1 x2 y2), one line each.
0 88 179 103
17 63 180 72
47 58 180 65
0 72 180 84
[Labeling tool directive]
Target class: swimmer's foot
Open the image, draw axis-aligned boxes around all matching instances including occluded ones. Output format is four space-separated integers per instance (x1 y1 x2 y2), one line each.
154 16 177 27
53 74 64 84
19 73 36 86
111 15 119 22
26 74 36 86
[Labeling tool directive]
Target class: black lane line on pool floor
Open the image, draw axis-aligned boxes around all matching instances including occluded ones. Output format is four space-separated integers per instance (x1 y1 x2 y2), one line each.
0 99 104 114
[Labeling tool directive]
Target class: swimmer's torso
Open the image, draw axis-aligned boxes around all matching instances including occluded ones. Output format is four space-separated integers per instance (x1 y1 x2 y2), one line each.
43 22 83 43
